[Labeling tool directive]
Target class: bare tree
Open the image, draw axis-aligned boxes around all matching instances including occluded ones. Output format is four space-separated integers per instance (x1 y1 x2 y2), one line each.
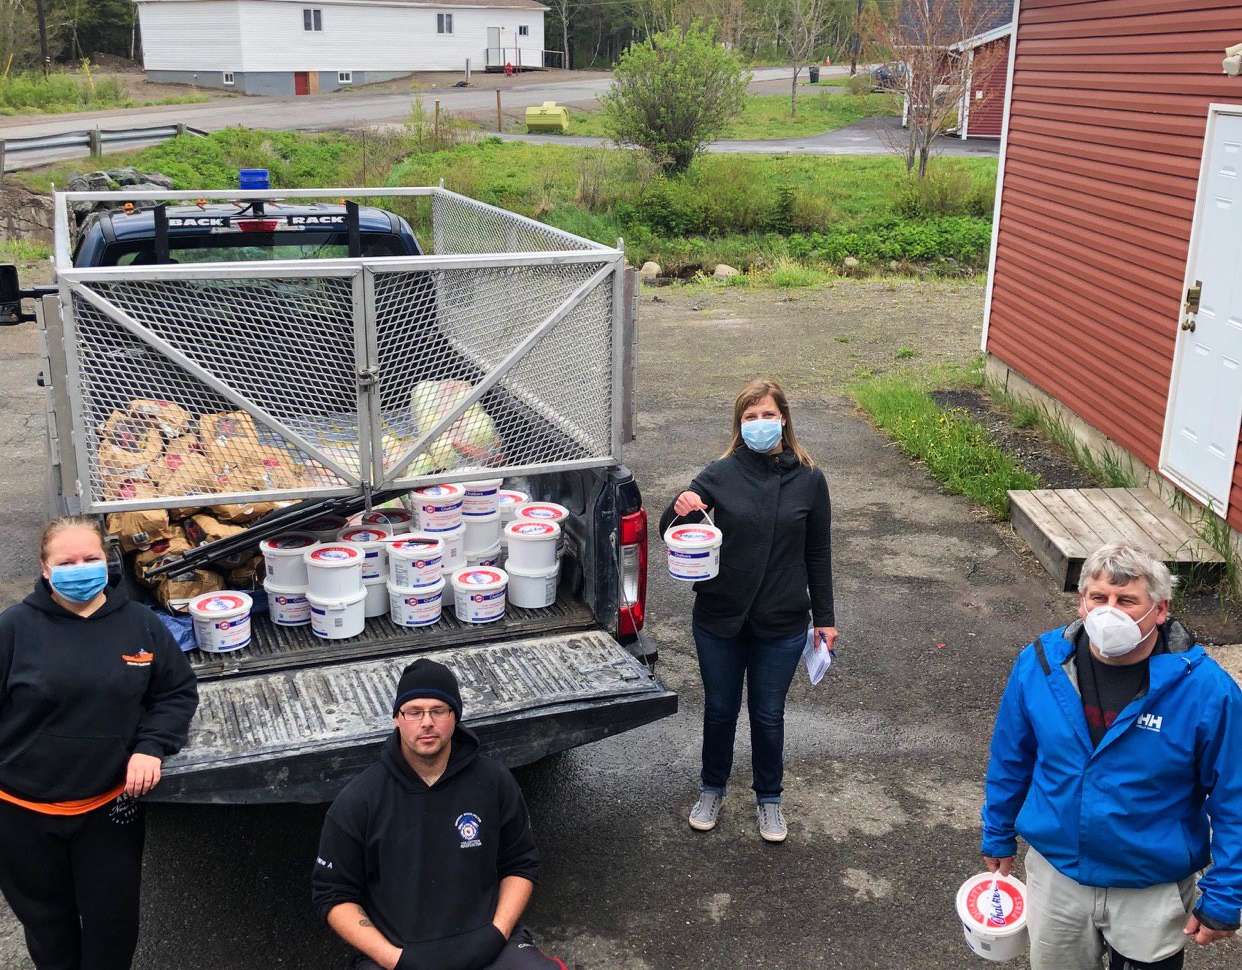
849 0 863 75
777 0 831 117
546 0 572 69
866 0 1007 176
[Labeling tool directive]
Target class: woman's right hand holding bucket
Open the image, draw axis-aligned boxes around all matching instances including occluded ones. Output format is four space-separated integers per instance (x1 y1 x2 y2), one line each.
674 491 708 517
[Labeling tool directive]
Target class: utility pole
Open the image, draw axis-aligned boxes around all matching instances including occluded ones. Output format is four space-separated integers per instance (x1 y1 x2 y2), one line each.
850 0 863 76
35 0 51 75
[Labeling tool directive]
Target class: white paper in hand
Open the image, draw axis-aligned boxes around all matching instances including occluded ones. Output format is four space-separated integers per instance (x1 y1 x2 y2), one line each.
803 628 832 686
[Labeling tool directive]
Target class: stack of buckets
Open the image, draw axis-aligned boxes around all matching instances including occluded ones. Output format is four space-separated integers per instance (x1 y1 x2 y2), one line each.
503 501 568 609
259 532 368 640
386 533 447 627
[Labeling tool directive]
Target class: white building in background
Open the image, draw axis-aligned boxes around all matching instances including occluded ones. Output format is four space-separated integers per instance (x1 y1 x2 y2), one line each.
136 0 549 96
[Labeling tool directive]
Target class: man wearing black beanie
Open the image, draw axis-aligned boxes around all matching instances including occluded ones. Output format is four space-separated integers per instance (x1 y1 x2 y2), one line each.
312 660 564 970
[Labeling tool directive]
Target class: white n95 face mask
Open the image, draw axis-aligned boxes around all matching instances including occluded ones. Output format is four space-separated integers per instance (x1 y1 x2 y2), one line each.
1082 602 1157 658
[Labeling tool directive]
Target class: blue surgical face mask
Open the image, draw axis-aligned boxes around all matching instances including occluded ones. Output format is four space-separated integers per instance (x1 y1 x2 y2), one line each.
741 418 784 453
48 562 108 603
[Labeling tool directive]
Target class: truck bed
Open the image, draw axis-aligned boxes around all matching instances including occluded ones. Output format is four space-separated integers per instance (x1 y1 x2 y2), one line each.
156 629 676 803
187 589 597 681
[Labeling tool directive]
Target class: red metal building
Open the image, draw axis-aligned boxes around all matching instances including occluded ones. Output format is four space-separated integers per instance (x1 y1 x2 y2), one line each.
983 0 1242 536
958 30 1010 138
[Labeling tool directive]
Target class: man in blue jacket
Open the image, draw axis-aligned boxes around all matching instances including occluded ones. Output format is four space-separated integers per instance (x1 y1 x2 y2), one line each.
981 541 1240 970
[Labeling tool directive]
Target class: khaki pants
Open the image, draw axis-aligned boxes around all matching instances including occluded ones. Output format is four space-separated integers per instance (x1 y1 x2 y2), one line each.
1025 847 1197 969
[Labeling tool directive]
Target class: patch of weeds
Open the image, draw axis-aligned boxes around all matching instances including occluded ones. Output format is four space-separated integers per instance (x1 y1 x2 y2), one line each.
835 336 849 344
896 347 917 360
1170 492 1242 603
851 371 1041 517
0 239 52 261
985 384 1140 488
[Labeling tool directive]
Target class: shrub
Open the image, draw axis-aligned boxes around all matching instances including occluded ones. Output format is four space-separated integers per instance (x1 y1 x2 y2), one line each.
846 73 872 95
599 23 750 174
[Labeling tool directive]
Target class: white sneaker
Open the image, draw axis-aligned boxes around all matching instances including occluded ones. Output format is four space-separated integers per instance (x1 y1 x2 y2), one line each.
757 803 787 842
689 792 724 831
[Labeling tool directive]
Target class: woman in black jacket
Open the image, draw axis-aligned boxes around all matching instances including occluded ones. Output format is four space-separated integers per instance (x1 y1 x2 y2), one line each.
0 516 198 970
660 378 836 843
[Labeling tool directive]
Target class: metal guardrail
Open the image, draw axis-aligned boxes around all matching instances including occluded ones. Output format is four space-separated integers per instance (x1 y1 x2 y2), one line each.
0 123 207 173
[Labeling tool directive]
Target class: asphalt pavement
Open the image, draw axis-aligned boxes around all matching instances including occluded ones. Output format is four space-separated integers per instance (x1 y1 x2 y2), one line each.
0 281 1234 969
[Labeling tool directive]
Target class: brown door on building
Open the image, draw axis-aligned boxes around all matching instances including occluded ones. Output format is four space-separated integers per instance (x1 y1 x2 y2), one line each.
294 72 310 95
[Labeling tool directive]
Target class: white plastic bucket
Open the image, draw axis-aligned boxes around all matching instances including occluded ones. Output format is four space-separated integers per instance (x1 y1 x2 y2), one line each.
304 544 365 599
463 509 501 555
363 575 389 618
260 533 317 588
506 562 559 609
359 508 413 533
386 534 445 587
308 587 367 640
190 591 253 653
513 502 569 560
388 577 445 627
664 523 723 582
413 484 465 531
424 522 465 572
450 567 508 624
263 579 310 626
956 873 1029 963
504 520 561 571
462 478 504 516
466 541 502 568
303 514 350 543
338 527 390 580
497 489 530 524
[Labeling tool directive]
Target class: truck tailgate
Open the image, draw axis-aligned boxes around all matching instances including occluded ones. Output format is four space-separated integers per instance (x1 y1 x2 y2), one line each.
154 630 676 804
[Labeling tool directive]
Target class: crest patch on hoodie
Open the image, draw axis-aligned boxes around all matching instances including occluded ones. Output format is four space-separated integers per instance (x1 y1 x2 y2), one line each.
122 651 154 667
456 812 482 848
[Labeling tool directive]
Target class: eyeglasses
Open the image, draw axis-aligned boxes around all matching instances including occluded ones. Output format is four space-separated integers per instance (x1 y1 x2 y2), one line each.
397 706 454 722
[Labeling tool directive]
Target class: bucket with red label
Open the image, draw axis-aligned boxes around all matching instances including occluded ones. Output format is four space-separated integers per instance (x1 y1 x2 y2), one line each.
449 566 508 623
663 523 723 582
956 873 1029 962
189 592 253 653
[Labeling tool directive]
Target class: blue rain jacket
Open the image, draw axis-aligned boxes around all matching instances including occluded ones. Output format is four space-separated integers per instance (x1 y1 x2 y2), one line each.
982 620 1242 929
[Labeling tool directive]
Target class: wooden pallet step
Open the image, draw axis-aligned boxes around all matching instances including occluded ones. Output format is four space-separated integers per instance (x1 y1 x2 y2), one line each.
1008 487 1224 591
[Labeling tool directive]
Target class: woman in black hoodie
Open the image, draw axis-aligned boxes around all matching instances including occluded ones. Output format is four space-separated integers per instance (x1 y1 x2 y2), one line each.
0 516 198 970
660 378 836 844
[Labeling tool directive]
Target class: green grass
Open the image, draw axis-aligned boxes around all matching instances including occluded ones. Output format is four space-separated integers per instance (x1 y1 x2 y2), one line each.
0 70 210 115
852 366 1039 518
985 384 1141 489
0 239 52 262
564 90 895 140
21 127 997 278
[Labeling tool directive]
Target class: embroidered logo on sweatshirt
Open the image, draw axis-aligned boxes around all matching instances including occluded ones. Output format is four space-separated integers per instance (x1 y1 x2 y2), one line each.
121 651 154 667
456 812 482 848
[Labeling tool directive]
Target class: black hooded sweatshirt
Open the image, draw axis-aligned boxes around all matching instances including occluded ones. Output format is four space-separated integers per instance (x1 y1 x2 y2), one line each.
0 580 198 803
659 445 834 639
312 725 540 970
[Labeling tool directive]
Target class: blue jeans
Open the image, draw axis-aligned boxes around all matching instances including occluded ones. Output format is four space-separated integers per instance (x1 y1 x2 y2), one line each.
693 621 805 804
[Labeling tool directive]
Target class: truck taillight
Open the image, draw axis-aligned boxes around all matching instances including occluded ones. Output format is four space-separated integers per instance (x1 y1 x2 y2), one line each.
235 219 280 232
618 509 647 639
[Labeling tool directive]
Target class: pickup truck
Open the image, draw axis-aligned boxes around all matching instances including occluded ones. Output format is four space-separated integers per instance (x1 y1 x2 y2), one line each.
0 174 675 804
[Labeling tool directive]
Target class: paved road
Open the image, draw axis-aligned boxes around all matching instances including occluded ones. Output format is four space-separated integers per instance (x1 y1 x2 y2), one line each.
0 281 1234 969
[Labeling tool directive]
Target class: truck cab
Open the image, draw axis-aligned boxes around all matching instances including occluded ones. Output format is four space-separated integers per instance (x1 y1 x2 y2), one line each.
2 175 672 804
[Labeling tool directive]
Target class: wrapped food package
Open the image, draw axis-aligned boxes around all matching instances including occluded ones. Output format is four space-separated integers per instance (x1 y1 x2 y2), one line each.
105 508 175 554
236 446 301 491
409 380 503 470
155 454 220 497
155 569 224 613
184 513 246 546
100 474 158 504
128 399 192 439
211 500 280 524
133 534 194 587
200 412 260 467
225 560 264 591
98 409 163 482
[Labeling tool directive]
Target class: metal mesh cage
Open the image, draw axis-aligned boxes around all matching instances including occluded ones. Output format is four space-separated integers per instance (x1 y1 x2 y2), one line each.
68 274 363 510
370 258 616 486
56 188 622 512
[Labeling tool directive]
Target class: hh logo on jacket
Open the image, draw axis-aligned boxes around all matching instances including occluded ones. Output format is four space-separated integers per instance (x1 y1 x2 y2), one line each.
1137 713 1163 733
456 812 482 848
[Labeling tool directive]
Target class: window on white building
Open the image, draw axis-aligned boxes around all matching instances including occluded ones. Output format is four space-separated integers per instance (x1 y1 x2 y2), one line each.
518 25 529 36
222 72 235 85
437 13 453 34
338 72 352 84
304 8 322 31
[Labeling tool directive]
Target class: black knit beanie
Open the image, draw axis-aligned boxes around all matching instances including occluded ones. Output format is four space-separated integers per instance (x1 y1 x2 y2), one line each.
392 659 463 719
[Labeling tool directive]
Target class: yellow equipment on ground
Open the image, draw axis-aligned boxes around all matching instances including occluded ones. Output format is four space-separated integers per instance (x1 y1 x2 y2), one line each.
525 101 570 133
